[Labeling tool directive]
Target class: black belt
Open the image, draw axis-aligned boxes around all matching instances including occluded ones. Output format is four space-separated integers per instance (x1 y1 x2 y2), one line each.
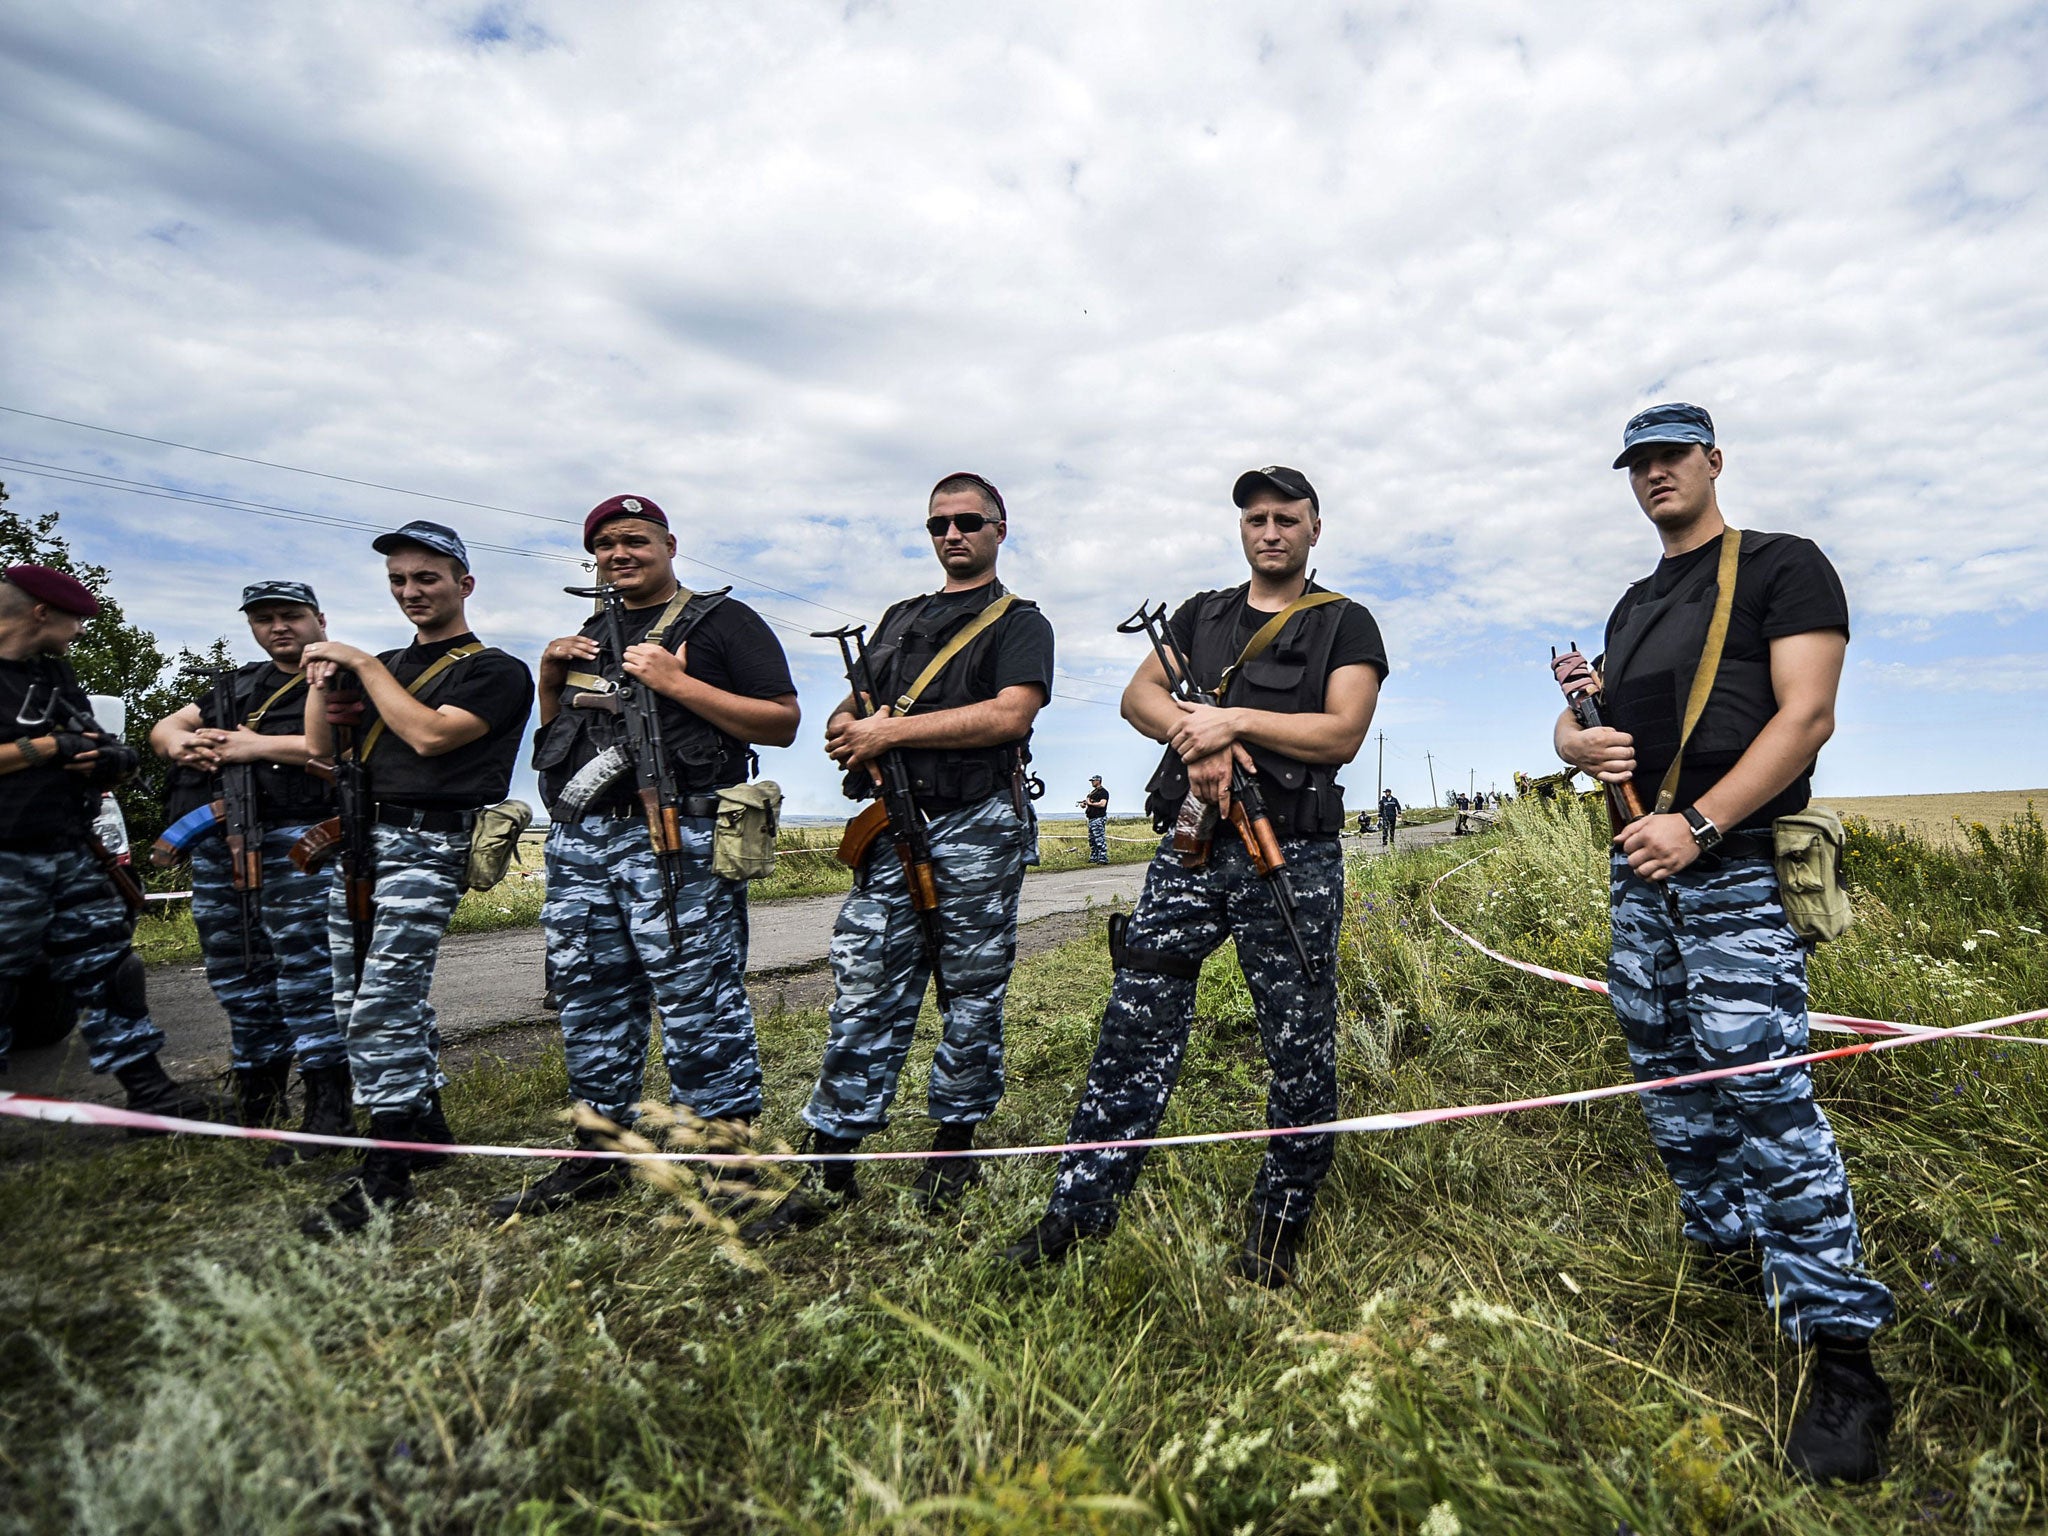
1716 829 1776 860
375 804 477 834
580 794 721 824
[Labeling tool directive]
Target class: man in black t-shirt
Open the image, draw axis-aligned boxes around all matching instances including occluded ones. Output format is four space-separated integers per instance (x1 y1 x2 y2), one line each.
487 494 800 1221
1554 404 1894 1483
150 581 343 1140
743 471 1053 1242
1082 776 1110 863
1003 465 1387 1288
297 521 534 1237
0 565 225 1119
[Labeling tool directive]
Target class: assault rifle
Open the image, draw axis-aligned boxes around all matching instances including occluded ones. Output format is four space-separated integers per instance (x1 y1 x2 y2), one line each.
1119 601 1317 979
290 669 376 981
1549 644 1646 833
49 696 147 917
816 624 951 1006
562 584 688 944
205 668 264 969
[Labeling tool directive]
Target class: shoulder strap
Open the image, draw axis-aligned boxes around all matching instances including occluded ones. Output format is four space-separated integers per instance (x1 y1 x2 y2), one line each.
362 642 487 760
643 587 696 646
892 593 1019 714
1653 527 1742 814
561 588 729 693
1217 590 1346 698
245 672 307 727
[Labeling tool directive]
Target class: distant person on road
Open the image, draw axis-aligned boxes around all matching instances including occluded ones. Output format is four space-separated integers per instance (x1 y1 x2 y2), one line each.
1002 464 1386 1288
0 565 225 1122
150 581 343 1148
1554 402 1891 1484
744 471 1053 1242
1378 788 1400 846
1083 775 1110 863
487 495 799 1224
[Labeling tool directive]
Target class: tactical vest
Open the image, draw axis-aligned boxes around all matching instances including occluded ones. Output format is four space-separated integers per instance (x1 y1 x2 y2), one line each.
0 654 97 844
532 589 737 807
1602 531 1786 786
164 662 333 824
1142 583 1351 839
841 583 1038 811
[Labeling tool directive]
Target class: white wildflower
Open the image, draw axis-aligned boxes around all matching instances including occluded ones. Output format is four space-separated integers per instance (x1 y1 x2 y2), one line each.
1962 940 1979 953
1338 1371 1380 1428
1291 1463 1342 1502
1421 1501 1463 1536
1449 1296 1516 1326
1975 929 2000 938
1428 1333 1450 1353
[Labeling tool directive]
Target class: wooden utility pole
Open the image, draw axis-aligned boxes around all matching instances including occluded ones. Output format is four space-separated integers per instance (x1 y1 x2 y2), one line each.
1375 730 1386 800
1425 750 1438 807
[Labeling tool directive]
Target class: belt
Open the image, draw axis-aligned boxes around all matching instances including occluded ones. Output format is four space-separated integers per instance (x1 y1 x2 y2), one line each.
375 804 477 835
579 794 721 824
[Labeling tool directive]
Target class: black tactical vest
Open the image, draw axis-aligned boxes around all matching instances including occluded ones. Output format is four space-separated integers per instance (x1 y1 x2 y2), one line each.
532 590 736 806
1143 583 1350 839
164 662 334 825
0 654 97 845
841 583 1038 812
1601 531 1786 787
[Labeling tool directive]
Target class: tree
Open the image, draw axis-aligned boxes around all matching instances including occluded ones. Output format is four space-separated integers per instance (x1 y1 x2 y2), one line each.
1 481 233 843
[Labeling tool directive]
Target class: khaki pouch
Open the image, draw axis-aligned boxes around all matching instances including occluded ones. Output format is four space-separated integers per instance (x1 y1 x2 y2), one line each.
466 799 535 892
1772 806 1852 943
713 781 783 882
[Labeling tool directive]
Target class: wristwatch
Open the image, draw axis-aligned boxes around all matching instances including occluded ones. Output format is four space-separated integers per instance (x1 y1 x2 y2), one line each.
1681 806 1723 852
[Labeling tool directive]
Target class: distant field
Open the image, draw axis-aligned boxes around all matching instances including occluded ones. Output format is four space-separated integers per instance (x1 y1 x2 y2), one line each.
1823 787 2046 843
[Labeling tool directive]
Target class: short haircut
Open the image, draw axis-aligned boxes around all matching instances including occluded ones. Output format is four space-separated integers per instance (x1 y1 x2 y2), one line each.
930 474 1003 519
0 581 35 619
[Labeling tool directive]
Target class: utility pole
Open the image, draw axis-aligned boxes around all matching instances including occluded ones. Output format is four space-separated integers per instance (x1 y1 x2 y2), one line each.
1375 730 1385 801
1425 751 1438 807
1469 767 1476 799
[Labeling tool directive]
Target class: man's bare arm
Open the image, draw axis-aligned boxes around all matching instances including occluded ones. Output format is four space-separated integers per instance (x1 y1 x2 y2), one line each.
1693 629 1846 830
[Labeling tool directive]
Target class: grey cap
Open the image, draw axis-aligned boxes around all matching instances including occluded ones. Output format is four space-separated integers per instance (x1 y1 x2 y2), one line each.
240 579 319 611
371 519 470 568
1613 402 1715 469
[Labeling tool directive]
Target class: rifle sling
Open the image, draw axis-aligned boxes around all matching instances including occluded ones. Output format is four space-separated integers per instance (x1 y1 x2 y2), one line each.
563 587 699 696
244 672 307 727
1652 526 1742 815
892 593 1019 715
360 642 487 760
1216 591 1345 700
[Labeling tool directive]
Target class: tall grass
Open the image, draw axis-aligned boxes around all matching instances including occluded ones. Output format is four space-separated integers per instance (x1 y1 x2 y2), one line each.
2 800 2043 1532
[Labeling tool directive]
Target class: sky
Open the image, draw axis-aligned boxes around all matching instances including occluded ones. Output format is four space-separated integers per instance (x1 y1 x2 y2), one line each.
3 0 2044 817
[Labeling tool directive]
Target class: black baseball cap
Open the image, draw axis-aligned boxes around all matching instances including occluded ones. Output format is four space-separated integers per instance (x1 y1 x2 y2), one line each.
1231 465 1319 513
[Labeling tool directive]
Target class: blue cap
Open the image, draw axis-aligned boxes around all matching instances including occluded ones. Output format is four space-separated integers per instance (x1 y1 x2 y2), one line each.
371 519 470 568
240 579 320 611
1613 402 1715 469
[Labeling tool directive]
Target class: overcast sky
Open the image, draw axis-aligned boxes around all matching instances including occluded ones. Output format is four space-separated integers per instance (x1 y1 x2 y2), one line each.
3 1 2043 815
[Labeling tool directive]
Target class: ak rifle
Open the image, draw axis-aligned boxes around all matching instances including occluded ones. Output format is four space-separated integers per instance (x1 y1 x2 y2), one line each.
290 669 376 981
1549 644 1646 834
205 668 265 969
816 624 951 1007
1119 601 1317 979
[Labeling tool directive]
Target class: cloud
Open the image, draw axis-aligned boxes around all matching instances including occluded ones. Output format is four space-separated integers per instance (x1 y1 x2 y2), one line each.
1863 654 2048 695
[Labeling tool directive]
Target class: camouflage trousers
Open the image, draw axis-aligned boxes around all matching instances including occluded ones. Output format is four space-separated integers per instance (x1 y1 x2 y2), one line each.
190 824 343 1071
803 793 1031 1139
1087 817 1108 864
543 815 759 1125
1048 833 1345 1233
0 842 162 1072
1610 850 1895 1342
329 823 467 1114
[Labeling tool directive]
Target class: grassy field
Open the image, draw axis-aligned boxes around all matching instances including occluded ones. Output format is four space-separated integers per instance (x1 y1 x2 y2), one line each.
1824 790 2048 846
5 803 2044 1532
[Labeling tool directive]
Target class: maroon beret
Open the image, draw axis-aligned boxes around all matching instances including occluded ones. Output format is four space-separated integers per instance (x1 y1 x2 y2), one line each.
583 494 669 551
4 564 100 618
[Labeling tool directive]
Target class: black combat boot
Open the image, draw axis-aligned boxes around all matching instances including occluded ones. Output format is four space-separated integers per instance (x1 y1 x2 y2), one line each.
265 1063 356 1168
698 1119 771 1216
407 1090 457 1172
999 1209 1093 1270
738 1133 862 1243
910 1120 983 1214
234 1055 294 1128
114 1054 232 1128
301 1109 420 1238
1784 1335 1894 1485
487 1128 633 1220
1234 1208 1308 1289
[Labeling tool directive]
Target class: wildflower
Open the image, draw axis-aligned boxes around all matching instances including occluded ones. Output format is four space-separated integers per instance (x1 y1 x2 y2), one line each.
1421 1501 1463 1536
1291 1463 1342 1502
1338 1371 1379 1428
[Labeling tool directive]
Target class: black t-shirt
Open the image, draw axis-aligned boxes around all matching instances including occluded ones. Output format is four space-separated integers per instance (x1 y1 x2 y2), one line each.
365 634 534 810
1603 533 1848 826
1167 593 1390 686
1084 786 1109 819
0 654 97 845
902 587 1055 703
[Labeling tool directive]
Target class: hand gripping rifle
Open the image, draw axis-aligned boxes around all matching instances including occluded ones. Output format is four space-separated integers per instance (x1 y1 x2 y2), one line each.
47 696 147 917
1549 644 1645 833
1119 601 1317 979
563 584 688 945
816 624 951 1007
290 669 376 982
204 668 264 969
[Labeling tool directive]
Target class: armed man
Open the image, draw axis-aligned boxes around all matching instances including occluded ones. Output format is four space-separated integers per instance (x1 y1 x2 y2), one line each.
743 471 1053 1240
1002 466 1386 1287
1377 786 1400 848
0 565 223 1117
487 495 799 1220
297 521 533 1236
149 582 344 1142
1082 776 1110 863
1553 403 1893 1484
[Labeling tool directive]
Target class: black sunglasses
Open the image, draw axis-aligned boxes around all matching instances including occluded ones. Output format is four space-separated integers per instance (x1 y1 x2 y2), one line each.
926 512 1001 536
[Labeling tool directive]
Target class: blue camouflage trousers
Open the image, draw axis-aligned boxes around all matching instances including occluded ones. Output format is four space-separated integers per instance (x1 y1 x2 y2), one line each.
803 793 1031 1139
329 823 466 1113
1048 832 1345 1232
0 842 162 1072
1609 849 1895 1342
1087 817 1109 864
191 824 343 1071
543 815 759 1125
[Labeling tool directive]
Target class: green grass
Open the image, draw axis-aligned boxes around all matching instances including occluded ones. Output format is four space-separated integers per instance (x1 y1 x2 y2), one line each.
5 802 2045 1532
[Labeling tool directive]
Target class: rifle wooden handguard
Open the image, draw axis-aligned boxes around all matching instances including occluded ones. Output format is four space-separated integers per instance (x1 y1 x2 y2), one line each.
1230 803 1287 876
837 800 889 869
290 817 344 874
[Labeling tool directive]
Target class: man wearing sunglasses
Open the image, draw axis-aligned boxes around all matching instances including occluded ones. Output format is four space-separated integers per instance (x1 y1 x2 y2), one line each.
744 472 1053 1240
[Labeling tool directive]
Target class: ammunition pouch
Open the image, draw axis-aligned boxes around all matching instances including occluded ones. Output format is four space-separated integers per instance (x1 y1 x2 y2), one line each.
1773 807 1853 944
1107 912 1204 981
712 781 783 882
465 799 534 892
